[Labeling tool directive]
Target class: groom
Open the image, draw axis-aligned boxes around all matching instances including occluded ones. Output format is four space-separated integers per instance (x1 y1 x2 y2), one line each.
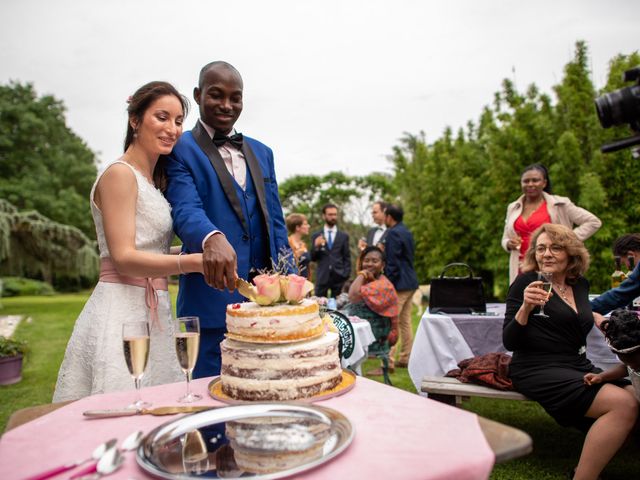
165 61 291 378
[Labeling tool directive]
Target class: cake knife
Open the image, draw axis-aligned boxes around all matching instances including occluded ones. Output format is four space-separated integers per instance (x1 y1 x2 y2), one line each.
83 405 216 418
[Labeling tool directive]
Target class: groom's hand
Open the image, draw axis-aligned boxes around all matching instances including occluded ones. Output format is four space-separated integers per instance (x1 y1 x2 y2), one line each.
203 233 238 291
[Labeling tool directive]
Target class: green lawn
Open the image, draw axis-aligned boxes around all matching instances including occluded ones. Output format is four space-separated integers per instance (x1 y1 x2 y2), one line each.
1 292 639 479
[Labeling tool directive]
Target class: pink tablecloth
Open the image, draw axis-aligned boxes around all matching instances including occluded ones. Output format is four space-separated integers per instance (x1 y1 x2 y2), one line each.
0 377 494 480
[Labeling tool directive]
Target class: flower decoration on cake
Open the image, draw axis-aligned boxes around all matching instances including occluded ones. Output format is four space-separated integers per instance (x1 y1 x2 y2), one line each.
237 273 314 306
235 248 314 306
253 273 282 305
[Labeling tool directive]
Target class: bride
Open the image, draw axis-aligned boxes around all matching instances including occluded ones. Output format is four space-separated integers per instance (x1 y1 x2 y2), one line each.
54 81 203 402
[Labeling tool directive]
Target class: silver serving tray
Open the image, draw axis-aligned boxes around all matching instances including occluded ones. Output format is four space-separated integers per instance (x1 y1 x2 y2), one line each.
136 403 354 479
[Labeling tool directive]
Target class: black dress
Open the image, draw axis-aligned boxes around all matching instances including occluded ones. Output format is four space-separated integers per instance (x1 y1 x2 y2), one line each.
503 271 628 429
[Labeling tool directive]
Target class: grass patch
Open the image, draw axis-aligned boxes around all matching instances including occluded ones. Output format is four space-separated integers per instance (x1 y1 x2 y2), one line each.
0 293 85 431
1 295 639 478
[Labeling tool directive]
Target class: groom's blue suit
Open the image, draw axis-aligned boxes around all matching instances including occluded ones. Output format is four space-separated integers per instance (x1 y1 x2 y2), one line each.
165 122 290 376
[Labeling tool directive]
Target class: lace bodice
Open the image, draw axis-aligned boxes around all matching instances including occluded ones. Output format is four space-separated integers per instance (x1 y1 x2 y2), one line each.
53 160 183 402
90 161 174 257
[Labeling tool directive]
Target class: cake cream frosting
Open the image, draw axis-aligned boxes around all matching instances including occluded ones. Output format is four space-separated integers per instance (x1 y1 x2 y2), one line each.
220 331 341 401
225 298 324 342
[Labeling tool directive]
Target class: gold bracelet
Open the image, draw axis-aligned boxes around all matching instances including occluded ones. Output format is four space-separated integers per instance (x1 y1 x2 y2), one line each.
177 252 185 275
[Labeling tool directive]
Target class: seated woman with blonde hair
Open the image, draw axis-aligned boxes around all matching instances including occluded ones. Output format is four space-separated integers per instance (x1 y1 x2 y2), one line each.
504 223 636 480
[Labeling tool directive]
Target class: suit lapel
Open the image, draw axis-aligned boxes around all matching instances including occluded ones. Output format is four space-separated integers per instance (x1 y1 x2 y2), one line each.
192 122 248 233
242 142 272 241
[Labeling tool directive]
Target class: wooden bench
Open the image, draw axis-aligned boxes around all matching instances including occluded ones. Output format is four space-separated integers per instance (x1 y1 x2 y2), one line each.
421 376 529 406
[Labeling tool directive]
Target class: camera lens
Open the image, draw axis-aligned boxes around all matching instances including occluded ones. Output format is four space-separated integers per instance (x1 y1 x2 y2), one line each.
595 85 640 128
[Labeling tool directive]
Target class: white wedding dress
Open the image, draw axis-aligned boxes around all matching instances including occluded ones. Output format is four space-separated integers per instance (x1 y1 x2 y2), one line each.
53 161 183 402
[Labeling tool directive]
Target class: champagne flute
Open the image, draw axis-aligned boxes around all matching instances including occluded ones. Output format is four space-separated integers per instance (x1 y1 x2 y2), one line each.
122 321 151 409
535 271 554 318
174 316 202 403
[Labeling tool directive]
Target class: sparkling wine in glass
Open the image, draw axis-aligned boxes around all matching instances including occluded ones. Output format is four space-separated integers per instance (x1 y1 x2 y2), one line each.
122 321 151 409
175 316 202 403
536 271 554 318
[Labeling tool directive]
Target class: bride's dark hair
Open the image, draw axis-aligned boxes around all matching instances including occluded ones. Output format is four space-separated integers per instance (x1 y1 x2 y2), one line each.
124 81 189 191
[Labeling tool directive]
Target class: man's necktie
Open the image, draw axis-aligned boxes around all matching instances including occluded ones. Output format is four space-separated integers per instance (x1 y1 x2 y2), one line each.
213 131 243 149
327 230 333 249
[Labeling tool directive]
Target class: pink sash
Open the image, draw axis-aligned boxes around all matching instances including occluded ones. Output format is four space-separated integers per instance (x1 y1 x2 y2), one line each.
99 258 168 330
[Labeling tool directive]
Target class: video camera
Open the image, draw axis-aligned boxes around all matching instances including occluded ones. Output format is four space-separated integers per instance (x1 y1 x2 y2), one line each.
595 66 640 155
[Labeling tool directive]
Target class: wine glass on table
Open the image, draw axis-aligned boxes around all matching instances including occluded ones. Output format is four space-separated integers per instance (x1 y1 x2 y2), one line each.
174 316 202 403
122 321 151 409
535 271 554 318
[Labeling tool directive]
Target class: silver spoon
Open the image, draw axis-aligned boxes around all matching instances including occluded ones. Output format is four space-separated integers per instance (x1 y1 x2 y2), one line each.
82 447 124 480
79 447 125 480
96 447 125 477
121 430 143 451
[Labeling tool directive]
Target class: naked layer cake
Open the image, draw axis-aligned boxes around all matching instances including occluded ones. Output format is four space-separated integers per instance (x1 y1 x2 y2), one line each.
220 331 341 401
225 298 324 342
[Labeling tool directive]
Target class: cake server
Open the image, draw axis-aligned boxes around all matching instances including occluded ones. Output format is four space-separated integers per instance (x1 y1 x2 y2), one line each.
83 406 215 418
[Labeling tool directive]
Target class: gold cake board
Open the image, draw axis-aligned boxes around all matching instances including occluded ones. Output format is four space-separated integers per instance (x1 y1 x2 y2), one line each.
209 369 356 404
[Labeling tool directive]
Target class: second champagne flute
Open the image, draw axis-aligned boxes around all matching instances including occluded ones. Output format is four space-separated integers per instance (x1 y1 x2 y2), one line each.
122 321 151 409
174 316 202 403
535 271 554 318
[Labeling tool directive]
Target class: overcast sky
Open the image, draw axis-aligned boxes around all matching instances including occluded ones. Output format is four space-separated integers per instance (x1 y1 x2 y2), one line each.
1 0 638 181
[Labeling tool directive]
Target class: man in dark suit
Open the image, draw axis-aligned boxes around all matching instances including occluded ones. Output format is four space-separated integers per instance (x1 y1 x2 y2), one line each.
165 61 291 378
358 201 388 252
311 204 351 297
383 204 418 370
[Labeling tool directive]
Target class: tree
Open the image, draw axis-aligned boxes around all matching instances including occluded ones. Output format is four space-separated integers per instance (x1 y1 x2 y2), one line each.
278 171 397 275
0 199 99 290
0 82 97 239
279 171 396 227
389 42 640 298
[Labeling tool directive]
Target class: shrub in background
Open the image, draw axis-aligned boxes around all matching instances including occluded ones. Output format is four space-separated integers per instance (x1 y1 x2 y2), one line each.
1 277 54 297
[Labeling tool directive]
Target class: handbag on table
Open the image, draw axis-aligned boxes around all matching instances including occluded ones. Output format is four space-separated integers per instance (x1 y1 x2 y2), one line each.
429 263 486 314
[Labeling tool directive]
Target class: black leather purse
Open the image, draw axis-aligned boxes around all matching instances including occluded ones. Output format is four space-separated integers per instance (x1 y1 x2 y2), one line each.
429 263 486 314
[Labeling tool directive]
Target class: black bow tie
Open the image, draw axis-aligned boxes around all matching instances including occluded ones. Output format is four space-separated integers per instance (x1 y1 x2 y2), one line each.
213 131 243 149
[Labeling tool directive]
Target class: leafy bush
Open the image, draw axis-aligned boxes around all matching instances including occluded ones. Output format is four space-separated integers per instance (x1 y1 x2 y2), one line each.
0 277 55 297
0 336 28 357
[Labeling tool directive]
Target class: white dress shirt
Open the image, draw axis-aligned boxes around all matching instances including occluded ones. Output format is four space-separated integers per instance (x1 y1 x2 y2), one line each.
199 119 247 189
199 120 248 250
324 226 337 248
372 225 386 245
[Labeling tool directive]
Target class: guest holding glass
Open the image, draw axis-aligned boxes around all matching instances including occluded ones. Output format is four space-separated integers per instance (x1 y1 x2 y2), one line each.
358 201 388 251
502 163 601 285
504 224 636 480
345 246 399 376
311 203 351 297
285 213 311 279
54 81 204 402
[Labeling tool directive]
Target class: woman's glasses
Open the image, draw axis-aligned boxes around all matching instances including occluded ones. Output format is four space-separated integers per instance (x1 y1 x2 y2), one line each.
535 244 565 255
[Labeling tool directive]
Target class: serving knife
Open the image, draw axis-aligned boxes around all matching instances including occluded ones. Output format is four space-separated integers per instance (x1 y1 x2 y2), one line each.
83 405 215 419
